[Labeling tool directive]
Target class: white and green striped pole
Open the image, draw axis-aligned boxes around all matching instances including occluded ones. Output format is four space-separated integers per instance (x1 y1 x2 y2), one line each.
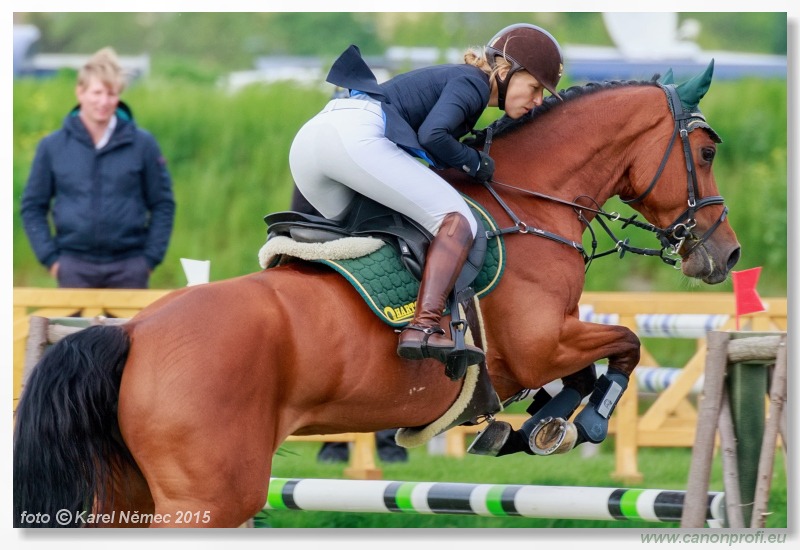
265 478 726 526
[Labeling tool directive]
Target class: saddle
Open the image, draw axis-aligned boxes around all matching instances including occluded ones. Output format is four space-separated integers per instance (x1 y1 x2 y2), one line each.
264 194 489 381
265 195 487 287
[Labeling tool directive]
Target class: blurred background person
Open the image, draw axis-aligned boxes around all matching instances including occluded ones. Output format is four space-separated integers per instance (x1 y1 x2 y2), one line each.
21 46 175 289
317 428 408 464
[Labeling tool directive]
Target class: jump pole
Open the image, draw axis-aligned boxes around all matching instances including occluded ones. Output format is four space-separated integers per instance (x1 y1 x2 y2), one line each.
265 478 726 526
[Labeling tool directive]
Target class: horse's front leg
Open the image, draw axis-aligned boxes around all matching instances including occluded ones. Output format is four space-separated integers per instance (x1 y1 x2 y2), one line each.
470 318 640 457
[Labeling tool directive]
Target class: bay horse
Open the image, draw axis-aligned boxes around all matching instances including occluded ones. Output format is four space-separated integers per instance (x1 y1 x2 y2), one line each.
14 63 740 527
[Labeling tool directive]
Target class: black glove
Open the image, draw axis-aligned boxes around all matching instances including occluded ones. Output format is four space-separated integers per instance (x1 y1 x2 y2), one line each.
461 129 487 148
473 152 495 183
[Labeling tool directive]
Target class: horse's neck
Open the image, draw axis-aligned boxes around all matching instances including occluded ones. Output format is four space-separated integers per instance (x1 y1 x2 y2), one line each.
492 87 664 217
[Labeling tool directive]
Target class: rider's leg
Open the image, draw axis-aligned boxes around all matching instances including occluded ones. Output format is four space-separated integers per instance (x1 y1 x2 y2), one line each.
397 212 484 366
289 97 477 231
289 98 483 368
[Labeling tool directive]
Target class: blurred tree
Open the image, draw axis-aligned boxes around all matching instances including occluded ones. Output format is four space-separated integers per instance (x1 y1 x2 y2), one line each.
266 12 381 56
685 12 787 54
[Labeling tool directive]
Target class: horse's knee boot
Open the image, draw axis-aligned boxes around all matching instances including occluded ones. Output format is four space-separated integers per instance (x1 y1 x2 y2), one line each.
573 368 629 444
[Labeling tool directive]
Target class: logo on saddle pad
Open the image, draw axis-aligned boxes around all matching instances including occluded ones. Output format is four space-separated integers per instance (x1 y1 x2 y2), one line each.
384 302 416 323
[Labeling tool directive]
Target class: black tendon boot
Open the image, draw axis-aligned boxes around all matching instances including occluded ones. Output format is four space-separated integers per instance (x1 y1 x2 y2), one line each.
397 213 484 367
573 367 629 444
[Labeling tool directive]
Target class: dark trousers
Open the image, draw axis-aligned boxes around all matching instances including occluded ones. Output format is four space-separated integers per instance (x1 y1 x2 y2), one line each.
318 429 408 463
57 254 150 289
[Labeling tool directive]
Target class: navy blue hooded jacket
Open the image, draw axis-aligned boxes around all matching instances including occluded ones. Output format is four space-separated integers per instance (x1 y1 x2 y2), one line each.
21 101 175 270
326 45 491 174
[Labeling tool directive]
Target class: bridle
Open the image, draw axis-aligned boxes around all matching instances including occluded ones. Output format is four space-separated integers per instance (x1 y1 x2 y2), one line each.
622 84 727 259
481 83 728 271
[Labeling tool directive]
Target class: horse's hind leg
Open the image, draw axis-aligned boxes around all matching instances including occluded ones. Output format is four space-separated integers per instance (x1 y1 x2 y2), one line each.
119 376 275 526
148 472 270 528
122 415 275 528
121 405 275 528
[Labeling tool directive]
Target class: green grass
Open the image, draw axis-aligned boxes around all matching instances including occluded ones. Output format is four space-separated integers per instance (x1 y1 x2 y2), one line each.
259 439 787 529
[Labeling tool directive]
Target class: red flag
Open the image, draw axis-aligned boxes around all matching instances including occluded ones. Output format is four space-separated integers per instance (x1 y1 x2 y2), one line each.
732 267 766 329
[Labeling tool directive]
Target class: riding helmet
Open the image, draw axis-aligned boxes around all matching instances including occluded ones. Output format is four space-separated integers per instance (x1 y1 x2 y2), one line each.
485 23 564 107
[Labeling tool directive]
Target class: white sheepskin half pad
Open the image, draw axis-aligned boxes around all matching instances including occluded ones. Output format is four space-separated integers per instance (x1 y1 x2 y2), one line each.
258 235 386 269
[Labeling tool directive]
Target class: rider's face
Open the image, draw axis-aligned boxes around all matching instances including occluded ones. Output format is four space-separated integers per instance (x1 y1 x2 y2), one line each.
502 70 545 119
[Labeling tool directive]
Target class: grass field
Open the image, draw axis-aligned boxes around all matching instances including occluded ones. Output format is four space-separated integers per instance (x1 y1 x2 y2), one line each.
258 435 787 529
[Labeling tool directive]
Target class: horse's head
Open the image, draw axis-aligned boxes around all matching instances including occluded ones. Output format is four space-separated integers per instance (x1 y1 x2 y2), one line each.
622 61 740 284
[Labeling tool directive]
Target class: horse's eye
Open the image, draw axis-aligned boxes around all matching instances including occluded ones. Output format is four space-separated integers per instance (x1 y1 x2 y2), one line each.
701 147 716 163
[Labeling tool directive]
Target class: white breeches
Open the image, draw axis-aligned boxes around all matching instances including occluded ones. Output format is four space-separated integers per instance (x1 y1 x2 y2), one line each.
289 97 477 237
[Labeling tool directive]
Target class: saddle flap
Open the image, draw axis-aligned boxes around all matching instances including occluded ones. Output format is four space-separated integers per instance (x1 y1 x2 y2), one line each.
265 195 435 277
455 223 488 292
264 210 338 229
289 226 347 244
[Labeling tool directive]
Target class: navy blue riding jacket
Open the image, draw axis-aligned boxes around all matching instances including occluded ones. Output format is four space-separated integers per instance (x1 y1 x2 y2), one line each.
326 45 491 174
21 101 175 270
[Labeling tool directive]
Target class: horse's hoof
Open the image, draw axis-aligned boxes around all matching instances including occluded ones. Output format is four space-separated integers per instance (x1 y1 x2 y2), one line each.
528 416 578 456
467 420 512 456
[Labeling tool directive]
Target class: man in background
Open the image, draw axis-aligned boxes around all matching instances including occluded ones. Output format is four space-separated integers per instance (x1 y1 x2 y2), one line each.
21 47 175 288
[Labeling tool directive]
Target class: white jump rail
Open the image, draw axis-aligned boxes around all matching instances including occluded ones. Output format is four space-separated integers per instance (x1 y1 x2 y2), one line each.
264 477 726 526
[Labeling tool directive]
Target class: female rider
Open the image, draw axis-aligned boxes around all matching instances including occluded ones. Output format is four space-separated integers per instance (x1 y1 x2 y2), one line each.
289 24 564 372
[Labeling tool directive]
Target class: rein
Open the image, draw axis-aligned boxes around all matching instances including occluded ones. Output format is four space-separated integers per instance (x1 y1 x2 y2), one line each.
478 84 728 272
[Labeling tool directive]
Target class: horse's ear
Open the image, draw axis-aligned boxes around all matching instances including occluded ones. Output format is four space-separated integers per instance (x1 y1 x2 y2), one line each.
676 59 715 111
658 68 674 85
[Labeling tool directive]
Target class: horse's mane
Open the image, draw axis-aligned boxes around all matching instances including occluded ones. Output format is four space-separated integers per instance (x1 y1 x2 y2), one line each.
491 77 662 138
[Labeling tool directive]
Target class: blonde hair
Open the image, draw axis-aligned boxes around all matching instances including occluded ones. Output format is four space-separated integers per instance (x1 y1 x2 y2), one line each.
464 47 511 82
78 47 126 93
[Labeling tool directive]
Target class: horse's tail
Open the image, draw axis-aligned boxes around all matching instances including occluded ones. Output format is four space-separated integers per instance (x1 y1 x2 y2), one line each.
13 325 134 528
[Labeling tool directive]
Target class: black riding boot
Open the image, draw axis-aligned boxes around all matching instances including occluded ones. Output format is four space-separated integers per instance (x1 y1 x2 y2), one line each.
397 212 485 367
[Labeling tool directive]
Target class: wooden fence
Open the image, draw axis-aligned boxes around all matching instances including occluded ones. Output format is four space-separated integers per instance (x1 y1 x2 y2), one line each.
13 288 787 482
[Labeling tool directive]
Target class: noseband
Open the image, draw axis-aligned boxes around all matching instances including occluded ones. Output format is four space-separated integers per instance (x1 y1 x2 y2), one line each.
481 83 728 270
621 84 728 260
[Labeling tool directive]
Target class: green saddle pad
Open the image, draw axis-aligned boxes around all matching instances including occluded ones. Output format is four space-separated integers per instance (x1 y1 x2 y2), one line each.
313 197 506 327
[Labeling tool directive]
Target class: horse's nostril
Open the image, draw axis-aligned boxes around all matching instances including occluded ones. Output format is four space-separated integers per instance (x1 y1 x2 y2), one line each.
727 247 741 271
